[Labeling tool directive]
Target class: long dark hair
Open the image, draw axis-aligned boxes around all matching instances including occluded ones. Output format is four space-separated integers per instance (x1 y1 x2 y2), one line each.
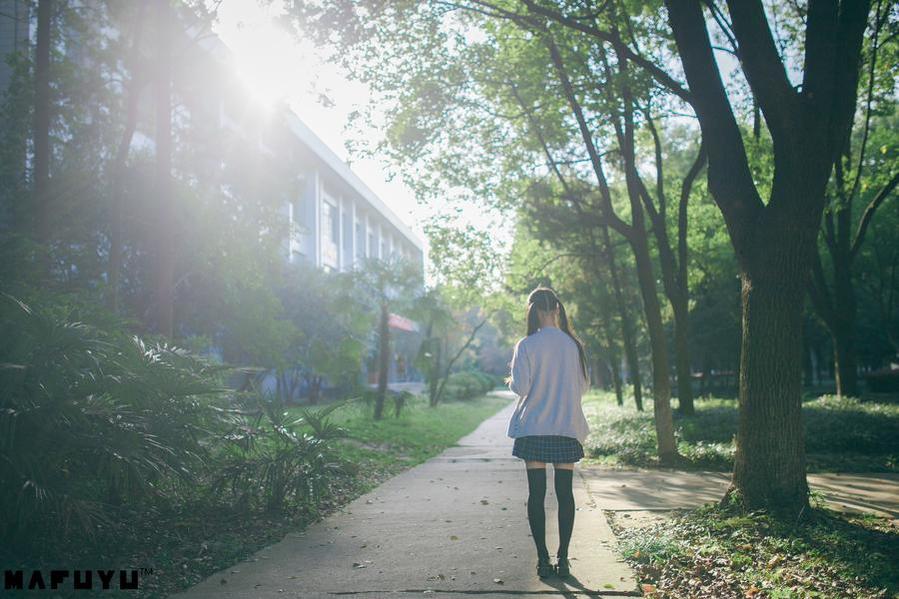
525 287 589 384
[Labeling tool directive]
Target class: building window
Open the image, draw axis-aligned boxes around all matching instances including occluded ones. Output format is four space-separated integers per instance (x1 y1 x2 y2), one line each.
356 222 365 259
292 196 304 225
322 200 338 244
369 231 376 259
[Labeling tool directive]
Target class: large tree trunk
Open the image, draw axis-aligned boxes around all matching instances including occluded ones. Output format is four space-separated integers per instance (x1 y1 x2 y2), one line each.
630 231 678 465
616 63 678 463
374 302 390 419
32 0 52 267
722 223 812 516
153 0 175 338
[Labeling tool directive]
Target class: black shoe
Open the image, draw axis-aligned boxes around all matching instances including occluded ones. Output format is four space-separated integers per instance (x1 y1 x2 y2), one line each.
537 556 554 579
555 556 570 577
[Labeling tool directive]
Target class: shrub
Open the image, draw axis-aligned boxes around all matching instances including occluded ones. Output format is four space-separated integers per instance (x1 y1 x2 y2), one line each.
442 369 494 401
208 392 352 514
0 292 230 543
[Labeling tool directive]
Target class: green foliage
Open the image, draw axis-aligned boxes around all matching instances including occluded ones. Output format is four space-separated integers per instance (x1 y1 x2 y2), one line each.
583 392 899 472
209 392 352 514
614 503 899 599
802 395 899 470
0 287 361 576
617 529 686 566
0 291 229 541
320 392 510 466
442 369 497 401
278 259 373 395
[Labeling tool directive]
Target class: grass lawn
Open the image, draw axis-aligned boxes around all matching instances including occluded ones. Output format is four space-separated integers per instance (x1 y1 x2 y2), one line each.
610 501 899 598
291 390 512 484
5 391 510 598
582 391 899 472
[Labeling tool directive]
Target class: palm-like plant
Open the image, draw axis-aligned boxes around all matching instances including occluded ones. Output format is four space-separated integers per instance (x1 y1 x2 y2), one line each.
209 391 352 514
0 292 230 543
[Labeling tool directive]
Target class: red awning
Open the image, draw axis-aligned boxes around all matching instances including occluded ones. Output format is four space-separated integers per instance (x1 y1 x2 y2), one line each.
387 313 418 332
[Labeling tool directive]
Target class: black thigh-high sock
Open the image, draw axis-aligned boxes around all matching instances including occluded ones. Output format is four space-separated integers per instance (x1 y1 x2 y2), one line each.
554 468 575 560
525 467 549 562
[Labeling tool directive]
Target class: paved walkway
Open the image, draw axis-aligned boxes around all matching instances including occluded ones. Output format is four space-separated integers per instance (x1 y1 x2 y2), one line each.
175 391 899 598
580 467 899 524
175 393 639 598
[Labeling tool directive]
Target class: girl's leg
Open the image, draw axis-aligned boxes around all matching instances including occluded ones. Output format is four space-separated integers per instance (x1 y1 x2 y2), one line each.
553 463 575 561
524 460 549 562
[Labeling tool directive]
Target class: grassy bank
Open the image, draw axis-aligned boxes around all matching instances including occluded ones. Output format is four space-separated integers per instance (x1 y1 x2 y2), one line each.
5 391 510 598
582 392 899 472
313 391 511 472
610 501 899 598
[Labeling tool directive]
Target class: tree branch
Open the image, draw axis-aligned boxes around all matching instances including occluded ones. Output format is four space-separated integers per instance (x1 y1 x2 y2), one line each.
663 0 764 260
847 0 884 204
851 171 899 260
679 142 707 289
724 0 799 143
517 0 694 104
542 32 633 240
804 0 871 166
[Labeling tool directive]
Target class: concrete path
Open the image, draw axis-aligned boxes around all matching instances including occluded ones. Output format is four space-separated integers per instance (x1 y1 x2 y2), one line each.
579 459 899 524
173 392 640 598
174 391 899 598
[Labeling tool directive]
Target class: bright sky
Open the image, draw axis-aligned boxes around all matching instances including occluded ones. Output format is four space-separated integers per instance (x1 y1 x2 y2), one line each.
211 1 449 281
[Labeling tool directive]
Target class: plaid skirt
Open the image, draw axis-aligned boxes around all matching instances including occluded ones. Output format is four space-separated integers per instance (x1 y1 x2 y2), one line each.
512 435 584 463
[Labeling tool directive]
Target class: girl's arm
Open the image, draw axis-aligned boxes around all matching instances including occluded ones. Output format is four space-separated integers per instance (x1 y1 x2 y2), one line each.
508 339 532 397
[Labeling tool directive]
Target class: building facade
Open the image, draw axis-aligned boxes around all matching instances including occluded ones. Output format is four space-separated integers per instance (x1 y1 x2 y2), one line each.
0 1 425 397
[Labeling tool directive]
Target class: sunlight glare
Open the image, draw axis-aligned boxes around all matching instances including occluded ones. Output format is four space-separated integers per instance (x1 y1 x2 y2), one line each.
231 23 296 108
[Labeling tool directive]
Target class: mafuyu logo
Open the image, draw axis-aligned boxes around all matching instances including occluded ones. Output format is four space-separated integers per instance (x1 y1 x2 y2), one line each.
3 568 154 591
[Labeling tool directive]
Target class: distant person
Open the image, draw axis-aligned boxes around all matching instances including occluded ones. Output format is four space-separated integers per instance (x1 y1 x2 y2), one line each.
505 286 590 580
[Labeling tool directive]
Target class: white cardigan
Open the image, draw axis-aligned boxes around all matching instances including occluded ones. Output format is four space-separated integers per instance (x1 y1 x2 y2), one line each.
506 326 591 444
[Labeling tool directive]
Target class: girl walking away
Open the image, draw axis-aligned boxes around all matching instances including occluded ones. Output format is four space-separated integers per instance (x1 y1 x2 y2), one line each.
505 287 590 580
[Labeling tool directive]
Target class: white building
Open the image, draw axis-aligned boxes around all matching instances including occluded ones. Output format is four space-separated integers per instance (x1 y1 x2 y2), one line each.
0 1 426 394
